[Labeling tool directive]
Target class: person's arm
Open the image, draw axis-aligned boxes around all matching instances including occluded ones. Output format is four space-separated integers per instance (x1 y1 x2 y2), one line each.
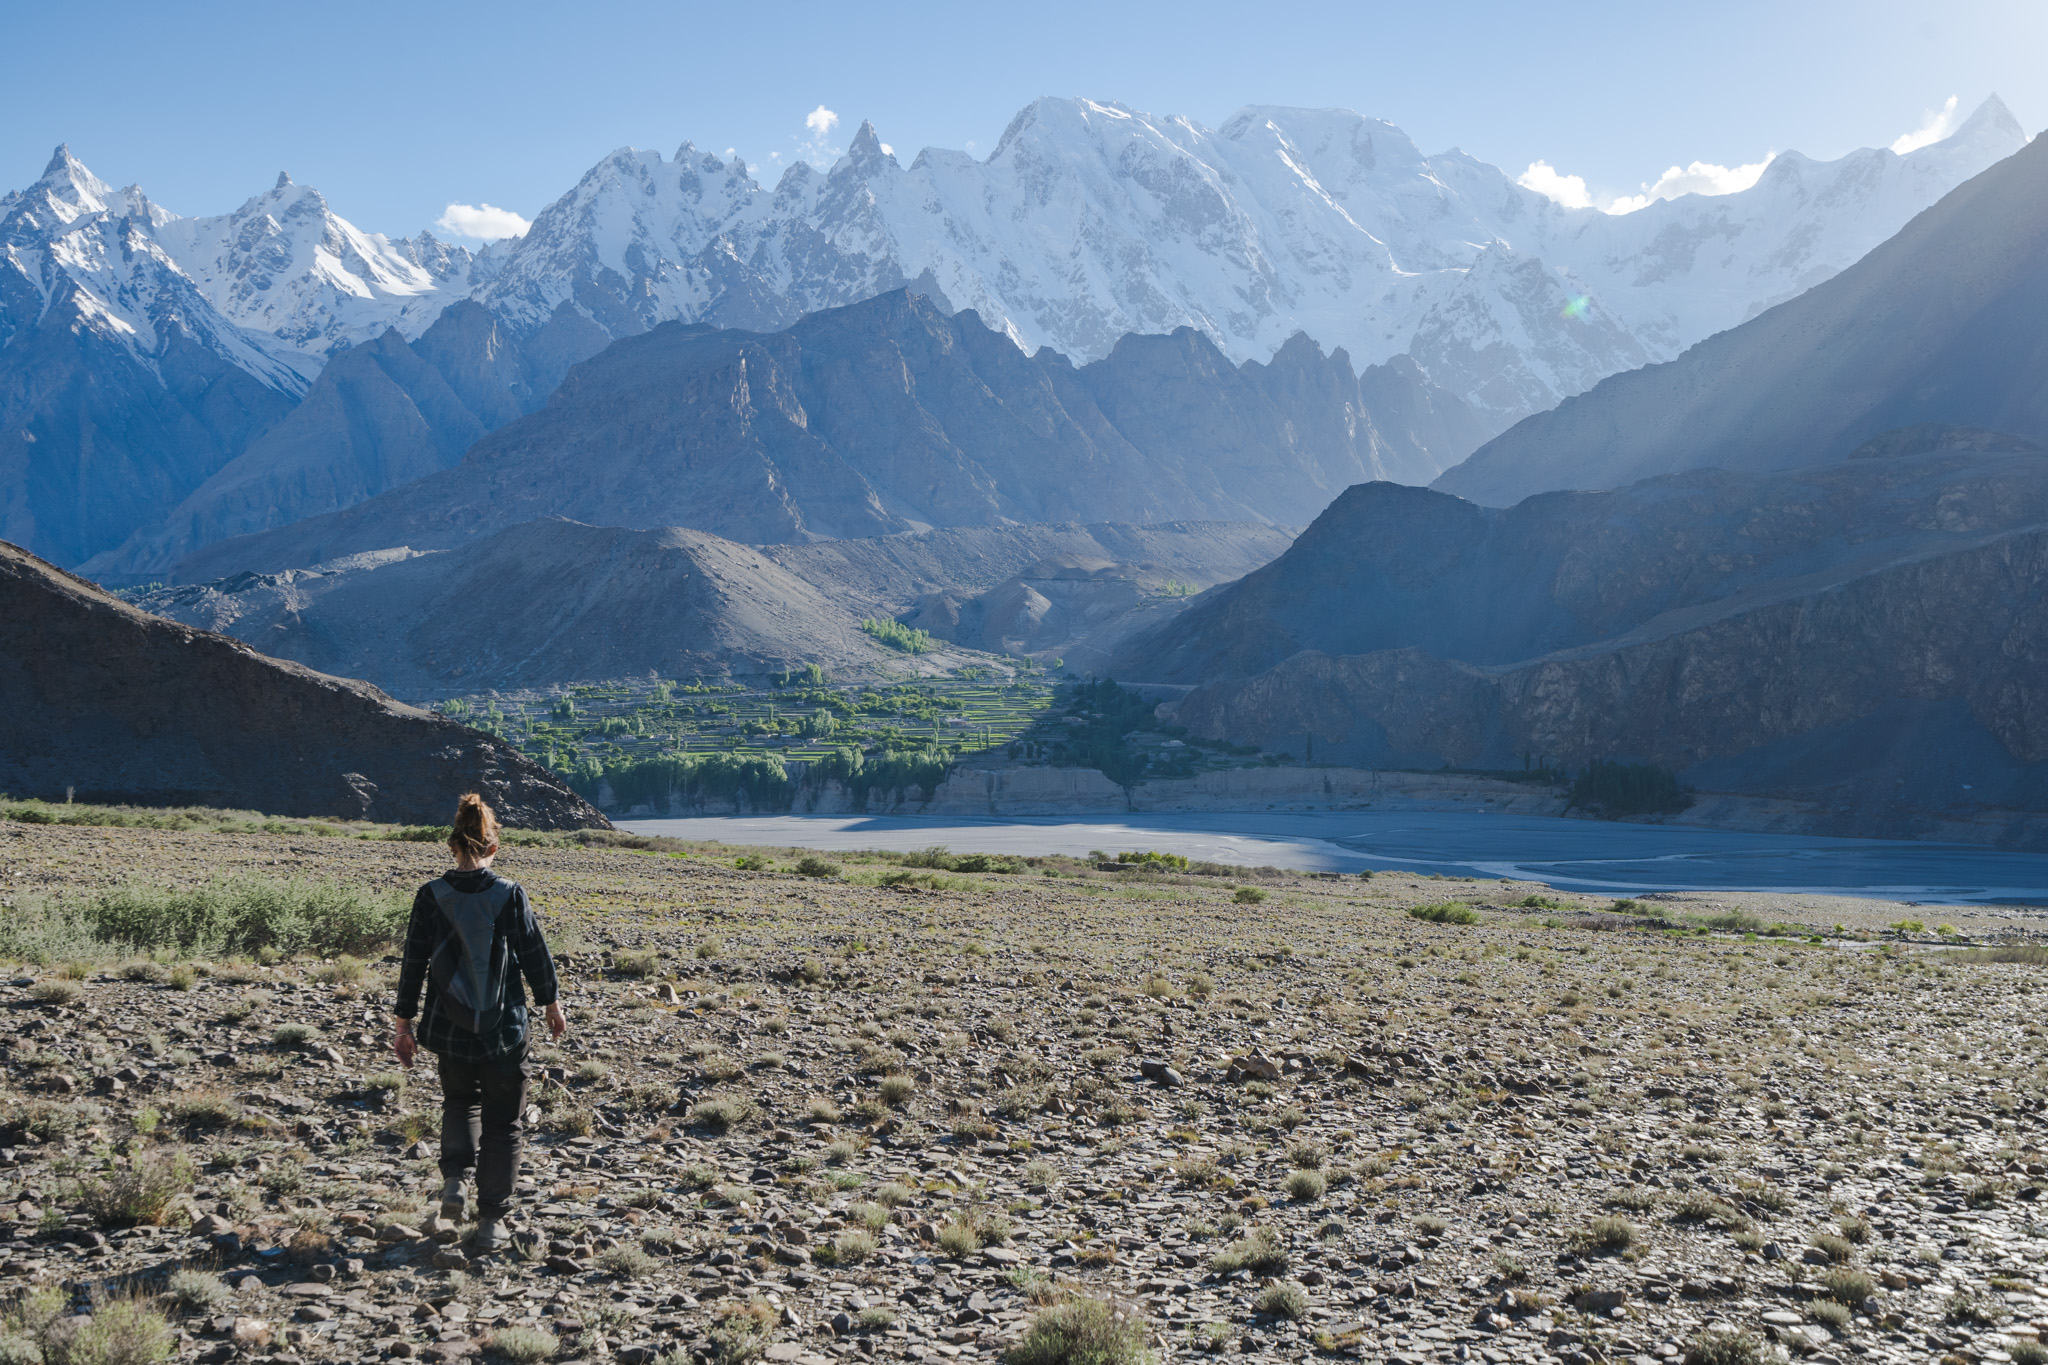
507 886 567 1039
391 885 437 1066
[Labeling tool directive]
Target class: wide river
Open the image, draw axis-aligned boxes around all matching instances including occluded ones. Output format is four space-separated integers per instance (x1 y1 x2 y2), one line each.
615 811 2048 905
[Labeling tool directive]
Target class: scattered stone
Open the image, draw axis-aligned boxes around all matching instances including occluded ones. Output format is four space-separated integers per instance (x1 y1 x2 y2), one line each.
6 819 2044 1365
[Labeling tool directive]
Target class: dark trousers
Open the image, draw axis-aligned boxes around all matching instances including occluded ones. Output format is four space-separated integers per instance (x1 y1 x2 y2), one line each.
436 1051 530 1219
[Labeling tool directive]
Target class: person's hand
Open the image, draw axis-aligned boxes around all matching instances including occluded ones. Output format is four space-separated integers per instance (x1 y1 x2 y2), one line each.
393 1018 417 1069
544 1001 568 1040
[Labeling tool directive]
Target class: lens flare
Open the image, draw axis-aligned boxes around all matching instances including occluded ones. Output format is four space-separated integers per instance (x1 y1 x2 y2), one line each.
1561 295 1592 320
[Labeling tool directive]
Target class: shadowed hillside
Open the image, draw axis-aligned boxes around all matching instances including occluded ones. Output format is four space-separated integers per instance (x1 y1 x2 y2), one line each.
1 539 606 827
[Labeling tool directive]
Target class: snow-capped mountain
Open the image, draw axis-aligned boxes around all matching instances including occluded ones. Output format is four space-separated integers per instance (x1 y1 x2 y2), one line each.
1 95 2030 571
0 147 482 391
0 146 305 391
155 172 487 384
4 95 2023 425
475 94 2027 426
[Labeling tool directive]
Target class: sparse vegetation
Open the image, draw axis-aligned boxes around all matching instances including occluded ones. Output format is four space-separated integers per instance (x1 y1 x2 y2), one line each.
1004 1297 1148 1365
0 809 2033 1365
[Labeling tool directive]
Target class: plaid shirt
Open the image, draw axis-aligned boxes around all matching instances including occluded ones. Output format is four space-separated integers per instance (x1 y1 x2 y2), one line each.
394 869 558 1064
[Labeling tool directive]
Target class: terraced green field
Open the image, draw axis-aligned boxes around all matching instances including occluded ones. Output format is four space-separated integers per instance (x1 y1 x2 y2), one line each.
433 669 1263 812
441 669 1055 767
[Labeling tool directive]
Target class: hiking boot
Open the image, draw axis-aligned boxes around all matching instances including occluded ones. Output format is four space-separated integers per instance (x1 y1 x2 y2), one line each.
439 1178 468 1222
472 1218 507 1253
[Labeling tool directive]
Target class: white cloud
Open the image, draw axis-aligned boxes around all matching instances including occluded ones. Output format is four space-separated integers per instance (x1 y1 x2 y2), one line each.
793 104 846 170
1891 95 1959 154
1605 155 1775 213
880 143 893 156
1523 152 1775 216
433 202 530 240
1517 160 1594 210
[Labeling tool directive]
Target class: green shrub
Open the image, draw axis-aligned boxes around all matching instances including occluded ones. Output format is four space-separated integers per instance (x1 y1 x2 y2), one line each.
271 1023 319 1049
1283 1170 1326 1202
794 856 841 878
309 955 364 986
1004 1297 1147 1365
611 950 660 979
596 1244 655 1279
484 1327 559 1364
1810 1232 1854 1264
1682 1329 1763 1365
1582 1215 1636 1252
1254 1282 1309 1319
861 618 935 654
1232 887 1266 905
41 1295 175 1365
259 1161 306 1196
0 877 404 963
167 1092 240 1130
822 1229 877 1265
1808 1301 1851 1333
1408 902 1479 925
161 1271 228 1314
1 1286 65 1365
1116 850 1190 871
685 1096 757 1133
7 1099 102 1143
1212 1226 1287 1274
1570 761 1691 816
937 1208 1012 1257
75 1153 195 1228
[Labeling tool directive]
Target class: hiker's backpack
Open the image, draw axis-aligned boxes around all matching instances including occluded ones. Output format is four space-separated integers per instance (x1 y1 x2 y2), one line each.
426 878 518 1034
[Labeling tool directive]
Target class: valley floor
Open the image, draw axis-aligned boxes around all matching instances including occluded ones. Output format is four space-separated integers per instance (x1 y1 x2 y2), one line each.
2 822 2045 1365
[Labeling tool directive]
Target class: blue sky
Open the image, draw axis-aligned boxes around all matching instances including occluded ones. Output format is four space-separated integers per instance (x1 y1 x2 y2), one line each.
3 0 2040 240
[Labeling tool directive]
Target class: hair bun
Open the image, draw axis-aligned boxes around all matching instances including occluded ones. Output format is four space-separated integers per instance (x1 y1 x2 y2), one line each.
449 792 501 860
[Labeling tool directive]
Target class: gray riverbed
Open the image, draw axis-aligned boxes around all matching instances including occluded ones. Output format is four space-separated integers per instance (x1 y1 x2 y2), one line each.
616 811 2048 905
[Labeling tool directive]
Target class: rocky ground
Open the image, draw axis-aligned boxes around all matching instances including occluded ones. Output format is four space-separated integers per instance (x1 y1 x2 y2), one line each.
2 821 2045 1365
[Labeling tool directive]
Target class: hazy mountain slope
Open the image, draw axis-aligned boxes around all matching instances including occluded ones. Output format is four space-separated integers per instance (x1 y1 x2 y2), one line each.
131 520 895 695
0 538 602 826
786 519 1299 671
165 291 1458 581
1166 520 2048 832
138 517 1290 695
0 150 485 566
1435 131 2048 506
1116 442 2048 686
80 300 616 580
0 282 294 568
764 519 1296 618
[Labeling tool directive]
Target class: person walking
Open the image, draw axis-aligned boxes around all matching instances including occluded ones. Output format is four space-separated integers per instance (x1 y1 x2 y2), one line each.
393 793 567 1252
